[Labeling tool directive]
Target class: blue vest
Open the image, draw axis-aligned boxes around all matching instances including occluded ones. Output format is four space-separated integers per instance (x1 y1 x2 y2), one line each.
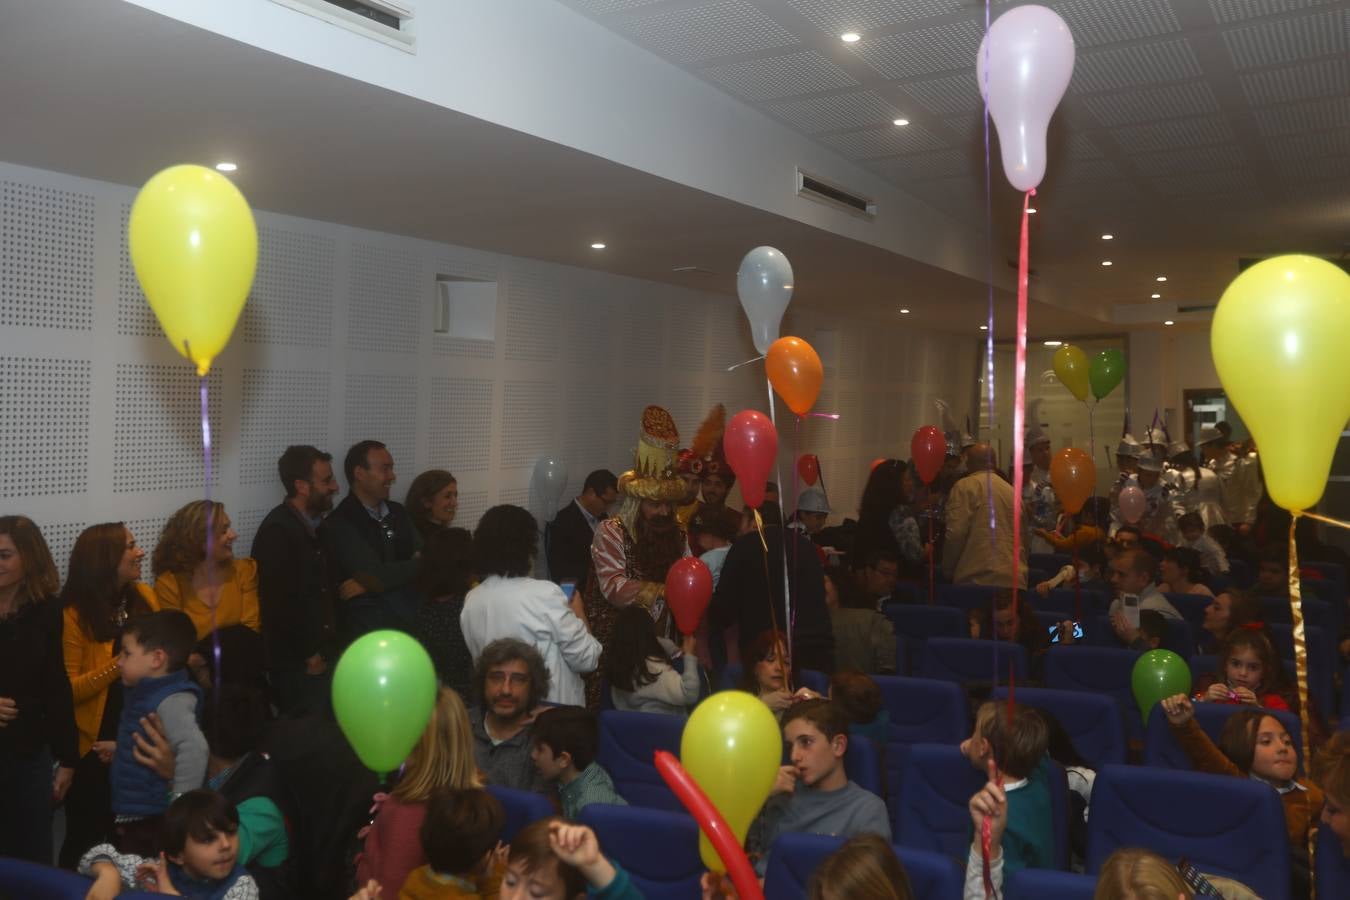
110 669 202 817
168 860 250 900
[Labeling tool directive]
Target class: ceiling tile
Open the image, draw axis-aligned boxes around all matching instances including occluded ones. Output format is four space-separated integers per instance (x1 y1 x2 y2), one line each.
1220 8 1348 69
898 71 984 117
700 50 857 101
819 123 948 160
1064 133 1105 160
1070 39 1203 94
1149 169 1256 197
1054 0 1182 47
1050 157 1126 182
853 19 984 80
764 91 901 133
1133 143 1250 175
564 0 669 15
1270 154 1350 182
1081 81 1220 127
1252 96 1350 136
618 0 798 64
788 0 967 35
870 148 974 182
1207 0 1341 25
1239 57 1350 105
1110 115 1236 154
1265 129 1350 160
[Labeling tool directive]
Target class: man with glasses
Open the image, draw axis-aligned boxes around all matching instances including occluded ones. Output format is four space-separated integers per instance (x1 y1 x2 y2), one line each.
320 440 423 641
468 638 550 792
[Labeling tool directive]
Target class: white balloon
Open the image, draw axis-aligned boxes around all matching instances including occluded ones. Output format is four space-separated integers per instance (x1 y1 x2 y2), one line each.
529 456 568 522
976 5 1075 193
736 246 794 355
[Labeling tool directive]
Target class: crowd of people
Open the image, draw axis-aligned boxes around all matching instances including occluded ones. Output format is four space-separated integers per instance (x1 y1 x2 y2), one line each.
0 402 1348 900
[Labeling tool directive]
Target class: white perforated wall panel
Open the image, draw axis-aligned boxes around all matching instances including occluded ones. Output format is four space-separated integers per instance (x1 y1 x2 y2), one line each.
239 369 331 486
113 364 222 494
428 377 494 473
0 356 90 497
243 227 335 348
347 242 422 354
344 373 418 473
1 181 95 331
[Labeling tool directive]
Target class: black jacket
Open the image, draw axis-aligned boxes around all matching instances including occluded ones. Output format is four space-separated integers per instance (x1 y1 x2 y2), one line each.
318 494 421 594
545 500 596 586
0 596 78 767
709 527 834 673
217 751 296 899
251 503 335 669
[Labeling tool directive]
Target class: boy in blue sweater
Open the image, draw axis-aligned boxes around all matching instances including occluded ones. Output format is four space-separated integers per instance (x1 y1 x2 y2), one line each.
109 610 209 854
959 701 1054 880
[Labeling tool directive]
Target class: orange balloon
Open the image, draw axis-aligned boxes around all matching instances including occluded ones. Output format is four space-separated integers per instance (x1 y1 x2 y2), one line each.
870 457 887 474
766 336 823 416
1049 447 1096 515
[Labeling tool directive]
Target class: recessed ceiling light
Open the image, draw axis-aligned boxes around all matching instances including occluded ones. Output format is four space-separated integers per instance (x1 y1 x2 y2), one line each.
1026 207 1037 214
590 242 606 250
893 118 910 127
1156 275 1168 282
1151 293 1161 299
1101 234 1114 240
899 308 911 314
214 162 237 172
979 325 989 331
1101 260 1113 266
1043 340 1063 347
1164 320 1175 326
841 32 861 43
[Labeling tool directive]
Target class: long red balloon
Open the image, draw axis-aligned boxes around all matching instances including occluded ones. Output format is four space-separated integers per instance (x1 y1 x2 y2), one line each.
654 750 764 900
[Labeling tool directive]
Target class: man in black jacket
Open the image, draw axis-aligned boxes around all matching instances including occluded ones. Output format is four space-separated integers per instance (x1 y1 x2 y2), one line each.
252 445 340 717
545 469 617 588
320 440 423 641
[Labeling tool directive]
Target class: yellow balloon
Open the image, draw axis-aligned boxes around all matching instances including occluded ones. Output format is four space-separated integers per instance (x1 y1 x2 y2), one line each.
128 165 258 375
1212 255 1350 511
681 691 781 872
1053 344 1090 401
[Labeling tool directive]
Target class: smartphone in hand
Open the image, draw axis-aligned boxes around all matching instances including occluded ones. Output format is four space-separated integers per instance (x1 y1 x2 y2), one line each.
1121 593 1141 629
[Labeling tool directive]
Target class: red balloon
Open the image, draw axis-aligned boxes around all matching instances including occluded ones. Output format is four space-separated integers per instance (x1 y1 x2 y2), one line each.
654 750 765 900
724 410 778 508
797 453 820 486
666 557 713 634
911 425 947 485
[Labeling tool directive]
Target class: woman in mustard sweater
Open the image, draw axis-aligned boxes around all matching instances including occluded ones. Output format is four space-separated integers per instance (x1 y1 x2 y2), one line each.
58 522 158 868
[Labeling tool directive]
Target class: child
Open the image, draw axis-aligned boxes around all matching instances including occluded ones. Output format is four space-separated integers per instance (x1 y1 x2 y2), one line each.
1179 512 1230 576
1120 608 1166 652
1193 627 1294 711
1255 545 1289 597
1034 497 1107 553
530 707 626 819
604 605 699 716
502 817 642 899
111 610 209 854
398 788 506 899
80 789 258 899
959 701 1054 877
693 507 741 589
1033 542 1109 596
1312 731 1350 857
829 670 888 755
808 833 914 900
747 699 890 875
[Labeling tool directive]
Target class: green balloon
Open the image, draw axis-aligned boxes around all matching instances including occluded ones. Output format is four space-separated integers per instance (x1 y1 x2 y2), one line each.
332 630 437 778
1131 649 1192 725
1089 348 1126 400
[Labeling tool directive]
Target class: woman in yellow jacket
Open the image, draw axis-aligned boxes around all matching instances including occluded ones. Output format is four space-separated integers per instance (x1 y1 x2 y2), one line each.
152 501 262 684
58 522 158 868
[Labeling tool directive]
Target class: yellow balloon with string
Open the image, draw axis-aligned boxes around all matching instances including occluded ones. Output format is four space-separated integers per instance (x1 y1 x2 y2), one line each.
1211 255 1350 512
128 165 258 375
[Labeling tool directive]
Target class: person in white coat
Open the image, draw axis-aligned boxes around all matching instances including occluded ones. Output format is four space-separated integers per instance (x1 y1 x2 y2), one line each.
461 504 601 706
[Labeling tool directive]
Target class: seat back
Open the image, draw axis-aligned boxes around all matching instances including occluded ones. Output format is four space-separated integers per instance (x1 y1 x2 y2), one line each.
762 832 962 900
1267 623 1334 718
917 637 1028 685
936 583 1000 611
1030 552 1073 572
843 729 884 797
799 668 830 696
1316 818 1350 899
1142 701 1303 772
578 804 703 900
1086 764 1292 900
0 857 148 900
1043 646 1144 739
597 710 685 811
1045 757 1071 871
992 686 1126 768
1084 614 1193 657
884 604 966 640
893 743 984 860
1163 592 1211 636
486 785 555 841
1188 654 1217 686
1005 869 1096 900
1259 595 1331 631
1046 587 1111 619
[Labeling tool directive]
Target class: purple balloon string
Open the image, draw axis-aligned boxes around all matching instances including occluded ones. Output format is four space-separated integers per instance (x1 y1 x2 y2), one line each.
198 365 222 693
982 0 999 693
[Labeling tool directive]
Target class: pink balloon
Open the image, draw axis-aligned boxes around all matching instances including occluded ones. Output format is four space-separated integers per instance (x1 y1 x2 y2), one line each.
977 5 1075 192
724 410 778 509
1118 484 1147 525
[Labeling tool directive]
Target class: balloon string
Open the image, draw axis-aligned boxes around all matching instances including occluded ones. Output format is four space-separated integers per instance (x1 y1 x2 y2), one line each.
1072 541 1081 625
753 508 790 693
726 355 765 372
927 516 935 606
1288 514 1311 782
791 417 801 644
1010 189 1033 622
982 0 996 551
765 378 794 663
196 360 222 694
1296 510 1350 531
807 412 840 419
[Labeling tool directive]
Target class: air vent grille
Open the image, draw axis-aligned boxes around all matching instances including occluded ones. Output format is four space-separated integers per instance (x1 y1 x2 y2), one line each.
796 168 876 219
271 0 415 52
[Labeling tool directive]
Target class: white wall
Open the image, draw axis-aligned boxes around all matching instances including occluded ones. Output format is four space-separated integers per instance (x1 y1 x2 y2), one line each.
0 159 978 576
1129 329 1226 445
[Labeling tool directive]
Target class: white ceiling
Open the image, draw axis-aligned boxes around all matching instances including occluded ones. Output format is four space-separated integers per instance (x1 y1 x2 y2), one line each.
557 0 1350 316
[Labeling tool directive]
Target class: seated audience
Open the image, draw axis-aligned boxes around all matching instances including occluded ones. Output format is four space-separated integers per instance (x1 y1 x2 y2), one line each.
829 670 888 766
530 706 626 819
1106 546 1182 648
462 505 600 706
1193 627 1295 711
405 469 459 538
603 605 699 716
747 699 890 876
501 818 643 900
1255 544 1290 597
468 639 548 792
80 789 258 900
825 567 897 676
969 590 1049 674
357 687 482 894
1034 542 1109 596
959 701 1053 877
1179 512 1230 576
415 527 476 699
1159 546 1214 597
806 833 914 900
0 516 77 864
853 549 901 610
397 787 506 899
1199 589 1262 654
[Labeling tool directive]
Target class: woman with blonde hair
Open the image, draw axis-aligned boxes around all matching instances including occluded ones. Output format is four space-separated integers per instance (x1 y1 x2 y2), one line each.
808 833 913 900
1094 848 1190 899
153 500 259 639
355 687 482 893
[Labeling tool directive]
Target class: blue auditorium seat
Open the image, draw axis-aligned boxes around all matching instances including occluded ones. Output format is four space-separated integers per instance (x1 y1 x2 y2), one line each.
1228 558 1254 587
0 858 156 899
1046 587 1111 619
992 686 1126 768
762 832 963 900
843 728 883 797
1085 613 1194 658
1044 757 1070 871
892 743 984 860
1142 699 1303 772
1259 595 1331 632
917 637 1028 686
1043 645 1144 740
799 668 830 696
1163 592 1211 636
1302 560 1346 637
486 784 555 841
937 583 1000 612
1267 623 1334 719
1005 869 1096 899
1087 765 1291 900
872 676 967 813
1188 653 1217 685
1316 818 1350 899
597 709 685 811
579 804 703 900
885 604 966 640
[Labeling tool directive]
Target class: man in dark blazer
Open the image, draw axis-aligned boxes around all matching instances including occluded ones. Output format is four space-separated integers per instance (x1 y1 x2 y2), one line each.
545 469 618 587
